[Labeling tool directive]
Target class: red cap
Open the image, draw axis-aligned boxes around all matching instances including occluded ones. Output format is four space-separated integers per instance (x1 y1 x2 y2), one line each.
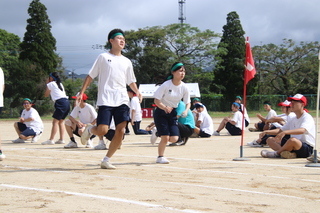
287 94 307 106
278 100 291 107
72 93 88 101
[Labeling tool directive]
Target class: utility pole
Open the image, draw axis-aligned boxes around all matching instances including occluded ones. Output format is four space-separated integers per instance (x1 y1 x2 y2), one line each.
178 0 186 24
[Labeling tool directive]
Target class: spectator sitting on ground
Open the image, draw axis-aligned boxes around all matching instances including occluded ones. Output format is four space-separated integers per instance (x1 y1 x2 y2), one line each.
248 100 293 147
234 96 250 127
127 88 150 135
12 98 44 143
191 97 207 124
213 102 243 136
249 101 277 132
260 94 315 159
64 94 97 148
193 103 214 138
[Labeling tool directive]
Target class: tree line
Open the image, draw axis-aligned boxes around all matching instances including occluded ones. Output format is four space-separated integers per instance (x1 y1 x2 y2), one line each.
0 0 319 114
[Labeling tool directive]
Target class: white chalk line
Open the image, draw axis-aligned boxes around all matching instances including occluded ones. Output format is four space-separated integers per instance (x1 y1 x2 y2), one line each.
2 164 319 202
0 184 202 213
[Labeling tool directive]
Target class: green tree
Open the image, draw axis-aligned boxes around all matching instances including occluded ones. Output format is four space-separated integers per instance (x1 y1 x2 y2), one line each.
8 0 60 107
117 24 220 93
0 29 20 86
252 39 320 96
213 11 246 102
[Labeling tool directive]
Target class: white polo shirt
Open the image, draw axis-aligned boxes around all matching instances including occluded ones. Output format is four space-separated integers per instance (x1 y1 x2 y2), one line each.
70 103 97 124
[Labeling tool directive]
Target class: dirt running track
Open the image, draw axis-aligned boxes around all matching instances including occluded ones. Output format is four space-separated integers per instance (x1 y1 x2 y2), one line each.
0 118 319 213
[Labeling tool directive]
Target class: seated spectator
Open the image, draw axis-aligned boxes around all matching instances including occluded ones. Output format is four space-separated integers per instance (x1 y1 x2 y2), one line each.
64 94 97 148
260 94 315 159
234 96 250 127
193 103 214 137
248 100 293 147
128 89 150 135
213 102 243 136
169 100 195 146
12 98 44 143
249 101 277 132
191 97 207 124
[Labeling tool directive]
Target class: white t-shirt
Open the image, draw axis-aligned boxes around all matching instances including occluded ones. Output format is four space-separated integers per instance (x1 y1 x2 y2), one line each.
21 107 44 134
198 112 214 135
232 110 243 130
0 67 4 107
47 81 68 101
266 109 277 120
241 104 250 123
280 112 315 147
130 96 142 122
153 80 190 107
271 112 294 128
70 103 97 124
88 52 137 107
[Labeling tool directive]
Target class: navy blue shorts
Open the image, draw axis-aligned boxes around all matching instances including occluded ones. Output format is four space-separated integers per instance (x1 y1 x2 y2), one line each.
226 122 242 135
18 122 36 137
281 137 313 158
53 98 70 120
257 122 265 131
153 107 179 137
97 104 130 127
198 130 211 138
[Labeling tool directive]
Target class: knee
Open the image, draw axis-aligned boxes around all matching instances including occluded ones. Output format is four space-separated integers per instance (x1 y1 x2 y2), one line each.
65 119 72 126
266 137 275 145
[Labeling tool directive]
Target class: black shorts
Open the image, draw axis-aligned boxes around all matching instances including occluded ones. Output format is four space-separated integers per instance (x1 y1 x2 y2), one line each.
178 122 194 138
53 98 70 120
97 104 130 126
226 122 242 135
281 137 313 158
153 107 179 137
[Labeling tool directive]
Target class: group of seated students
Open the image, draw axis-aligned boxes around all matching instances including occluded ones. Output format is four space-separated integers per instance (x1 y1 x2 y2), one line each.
247 94 318 162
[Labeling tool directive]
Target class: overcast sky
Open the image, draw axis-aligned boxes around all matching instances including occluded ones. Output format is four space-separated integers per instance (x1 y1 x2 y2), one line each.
1 0 319 74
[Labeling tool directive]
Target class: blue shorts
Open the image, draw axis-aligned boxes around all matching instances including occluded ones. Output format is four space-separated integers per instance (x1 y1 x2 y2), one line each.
226 122 242 135
257 122 265 131
97 104 130 127
281 137 313 158
18 122 36 137
53 98 70 120
153 108 179 137
198 130 211 138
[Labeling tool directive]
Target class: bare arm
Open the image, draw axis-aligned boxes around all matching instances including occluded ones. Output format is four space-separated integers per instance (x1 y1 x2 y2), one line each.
77 75 93 102
129 82 142 103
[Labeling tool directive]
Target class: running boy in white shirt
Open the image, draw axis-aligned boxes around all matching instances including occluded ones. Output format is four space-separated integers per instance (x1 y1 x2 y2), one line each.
78 29 142 169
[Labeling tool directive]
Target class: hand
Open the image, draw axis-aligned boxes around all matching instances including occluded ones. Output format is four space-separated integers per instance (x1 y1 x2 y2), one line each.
259 132 266 139
137 93 143 103
19 117 24 123
164 106 173 114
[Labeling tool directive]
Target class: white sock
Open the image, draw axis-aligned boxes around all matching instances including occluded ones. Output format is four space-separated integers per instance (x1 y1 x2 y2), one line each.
99 140 105 145
103 156 110 162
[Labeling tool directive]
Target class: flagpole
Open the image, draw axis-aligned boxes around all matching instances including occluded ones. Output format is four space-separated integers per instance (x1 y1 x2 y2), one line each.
306 50 320 167
233 37 251 161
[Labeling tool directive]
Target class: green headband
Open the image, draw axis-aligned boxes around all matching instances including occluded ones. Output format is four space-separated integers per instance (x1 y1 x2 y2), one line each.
110 32 124 39
171 63 184 72
23 98 32 103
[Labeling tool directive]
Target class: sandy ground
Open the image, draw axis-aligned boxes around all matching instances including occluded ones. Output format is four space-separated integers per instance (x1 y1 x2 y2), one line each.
0 117 320 213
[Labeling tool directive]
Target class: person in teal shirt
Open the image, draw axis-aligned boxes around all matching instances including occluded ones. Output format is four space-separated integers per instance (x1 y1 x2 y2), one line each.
170 100 195 146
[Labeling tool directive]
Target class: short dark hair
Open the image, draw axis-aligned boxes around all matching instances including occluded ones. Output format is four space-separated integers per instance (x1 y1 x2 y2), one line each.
107 28 125 41
263 101 271 105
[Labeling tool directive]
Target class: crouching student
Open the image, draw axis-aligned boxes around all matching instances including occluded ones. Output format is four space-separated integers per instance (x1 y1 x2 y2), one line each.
213 102 243 136
193 103 213 137
12 98 44 143
260 94 315 159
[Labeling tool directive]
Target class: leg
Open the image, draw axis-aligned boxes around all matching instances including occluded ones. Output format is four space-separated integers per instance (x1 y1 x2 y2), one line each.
13 122 21 137
106 121 126 158
216 117 228 132
49 118 59 140
158 135 170 156
277 138 302 154
58 119 65 140
64 119 76 138
266 136 282 151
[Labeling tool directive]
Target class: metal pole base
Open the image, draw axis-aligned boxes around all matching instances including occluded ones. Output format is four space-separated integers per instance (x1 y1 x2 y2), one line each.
233 157 251 161
305 163 320 167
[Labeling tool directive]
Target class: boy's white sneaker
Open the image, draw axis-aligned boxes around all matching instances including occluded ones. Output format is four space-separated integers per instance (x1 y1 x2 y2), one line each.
41 139 55 145
156 156 170 164
81 124 93 145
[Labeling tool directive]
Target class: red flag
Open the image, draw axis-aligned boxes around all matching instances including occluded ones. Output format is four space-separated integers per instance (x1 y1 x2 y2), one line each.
244 37 256 85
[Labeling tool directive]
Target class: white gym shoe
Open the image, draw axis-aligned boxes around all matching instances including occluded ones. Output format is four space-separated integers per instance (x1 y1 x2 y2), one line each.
213 131 220 136
307 153 320 163
94 143 107 150
41 139 55 145
31 133 42 143
64 141 78 148
12 138 25 143
150 128 158 145
247 140 262 147
156 156 170 164
55 139 65 144
0 153 5 161
85 139 93 148
81 124 93 145
260 150 280 158
101 160 116 169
